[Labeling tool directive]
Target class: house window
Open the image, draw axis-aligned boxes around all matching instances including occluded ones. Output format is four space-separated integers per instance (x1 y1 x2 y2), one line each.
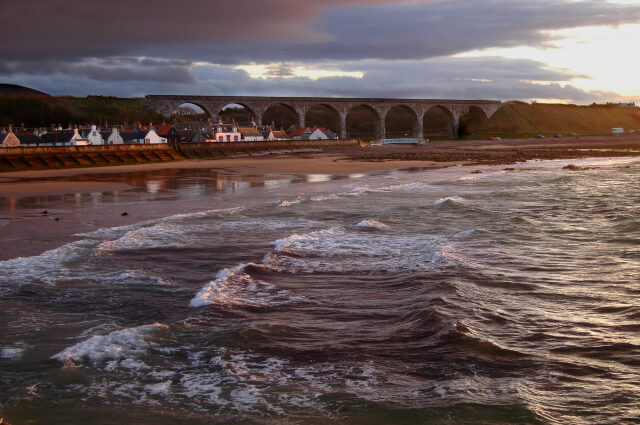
226 135 231 141
234 135 239 141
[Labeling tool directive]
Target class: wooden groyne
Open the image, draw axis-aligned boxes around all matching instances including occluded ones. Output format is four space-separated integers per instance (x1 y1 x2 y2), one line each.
0 139 359 172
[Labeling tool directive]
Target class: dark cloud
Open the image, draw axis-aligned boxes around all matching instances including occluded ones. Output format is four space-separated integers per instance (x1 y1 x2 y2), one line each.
0 0 632 101
0 58 196 83
2 0 639 63
174 0 640 62
1 56 617 103
0 0 409 60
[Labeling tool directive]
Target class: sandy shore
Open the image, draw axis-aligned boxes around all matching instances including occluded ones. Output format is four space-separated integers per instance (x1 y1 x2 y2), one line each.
3 134 640 195
0 154 457 196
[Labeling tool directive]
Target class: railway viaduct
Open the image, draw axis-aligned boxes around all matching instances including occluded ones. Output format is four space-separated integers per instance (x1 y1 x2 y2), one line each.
144 95 502 140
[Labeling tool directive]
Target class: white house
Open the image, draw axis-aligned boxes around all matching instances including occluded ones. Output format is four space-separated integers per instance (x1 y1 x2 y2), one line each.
307 128 329 140
137 129 167 144
1 125 20 147
84 125 104 145
290 127 329 140
70 127 90 145
238 126 264 141
212 123 241 142
268 130 289 140
106 127 124 144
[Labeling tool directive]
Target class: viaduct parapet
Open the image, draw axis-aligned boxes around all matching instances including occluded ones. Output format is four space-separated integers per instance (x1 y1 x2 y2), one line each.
144 95 502 139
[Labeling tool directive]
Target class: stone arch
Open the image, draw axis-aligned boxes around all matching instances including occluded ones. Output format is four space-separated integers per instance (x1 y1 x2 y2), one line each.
423 105 456 139
262 102 300 130
171 102 212 122
216 102 257 123
305 103 341 137
385 104 420 139
459 105 488 137
345 104 382 141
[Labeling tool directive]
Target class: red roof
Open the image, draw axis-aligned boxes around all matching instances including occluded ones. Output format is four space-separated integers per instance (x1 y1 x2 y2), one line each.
288 128 308 137
155 124 173 136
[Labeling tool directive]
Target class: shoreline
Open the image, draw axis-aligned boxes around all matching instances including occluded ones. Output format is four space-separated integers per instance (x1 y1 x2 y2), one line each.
2 134 640 188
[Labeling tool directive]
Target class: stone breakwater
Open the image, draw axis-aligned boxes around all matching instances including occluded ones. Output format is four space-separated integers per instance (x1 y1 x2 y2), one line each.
0 139 359 172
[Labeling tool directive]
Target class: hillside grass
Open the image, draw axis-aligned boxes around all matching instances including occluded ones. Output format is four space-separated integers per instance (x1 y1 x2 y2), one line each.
0 96 163 128
474 102 640 137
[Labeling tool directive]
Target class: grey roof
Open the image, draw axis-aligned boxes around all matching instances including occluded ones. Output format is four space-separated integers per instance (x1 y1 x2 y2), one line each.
15 134 43 145
120 131 144 141
41 130 75 144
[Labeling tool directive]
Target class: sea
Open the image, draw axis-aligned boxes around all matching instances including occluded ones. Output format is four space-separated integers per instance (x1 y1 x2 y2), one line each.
1 156 639 425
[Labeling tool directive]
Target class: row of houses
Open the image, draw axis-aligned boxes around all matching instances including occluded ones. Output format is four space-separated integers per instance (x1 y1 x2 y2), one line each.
1 120 338 147
0 124 169 147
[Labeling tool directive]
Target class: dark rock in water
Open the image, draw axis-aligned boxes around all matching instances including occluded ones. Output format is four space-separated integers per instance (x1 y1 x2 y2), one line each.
471 170 483 174
41 210 48 215
53 217 60 221
563 164 593 171
121 212 129 216
503 168 517 172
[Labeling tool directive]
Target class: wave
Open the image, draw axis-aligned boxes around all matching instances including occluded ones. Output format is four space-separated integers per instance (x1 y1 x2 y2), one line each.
266 227 444 274
356 219 390 231
51 323 168 365
434 195 466 206
77 206 246 240
278 197 304 207
189 264 305 308
453 229 476 238
1 344 27 360
0 238 99 287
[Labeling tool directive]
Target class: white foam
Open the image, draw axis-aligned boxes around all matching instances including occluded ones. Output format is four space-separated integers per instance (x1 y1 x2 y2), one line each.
454 229 476 238
378 182 432 192
267 227 444 273
51 323 168 364
146 380 172 395
0 345 26 359
189 265 304 308
310 193 340 202
434 195 465 205
0 238 98 286
97 222 195 251
77 207 245 240
356 219 390 231
278 198 303 207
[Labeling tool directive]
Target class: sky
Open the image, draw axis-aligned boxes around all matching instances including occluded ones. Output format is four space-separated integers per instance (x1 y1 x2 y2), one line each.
1 0 639 103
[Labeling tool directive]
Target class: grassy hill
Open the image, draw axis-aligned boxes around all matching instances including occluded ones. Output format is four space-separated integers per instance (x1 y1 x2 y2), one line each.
0 95 163 127
0 83 50 97
470 101 640 137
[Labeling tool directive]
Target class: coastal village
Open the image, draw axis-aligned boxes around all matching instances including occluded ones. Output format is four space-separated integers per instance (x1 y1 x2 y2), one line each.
0 119 338 147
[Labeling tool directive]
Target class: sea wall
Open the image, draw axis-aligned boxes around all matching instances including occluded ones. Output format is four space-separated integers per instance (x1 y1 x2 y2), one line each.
0 139 359 172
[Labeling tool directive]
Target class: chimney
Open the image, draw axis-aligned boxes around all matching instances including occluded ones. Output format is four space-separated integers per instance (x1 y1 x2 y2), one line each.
9 124 13 133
